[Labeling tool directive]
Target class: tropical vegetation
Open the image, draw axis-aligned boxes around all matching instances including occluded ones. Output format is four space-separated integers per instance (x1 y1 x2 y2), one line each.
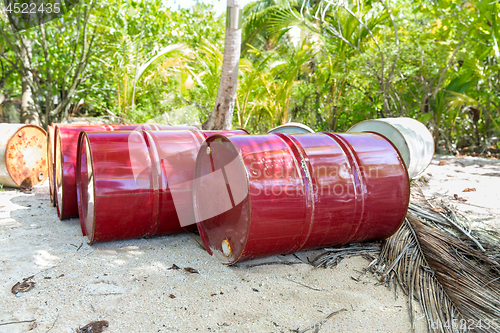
1 0 500 154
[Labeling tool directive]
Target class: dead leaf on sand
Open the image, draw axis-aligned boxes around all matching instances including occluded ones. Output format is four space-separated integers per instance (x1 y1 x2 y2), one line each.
438 160 447 166
430 207 446 214
11 276 35 294
184 267 199 274
20 177 33 190
462 188 476 192
453 194 468 202
28 321 37 330
75 320 109 333
11 281 35 294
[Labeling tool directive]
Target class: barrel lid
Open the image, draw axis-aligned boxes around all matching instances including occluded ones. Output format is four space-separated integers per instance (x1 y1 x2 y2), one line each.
348 118 435 178
6 125 47 187
348 120 411 169
267 122 314 134
193 135 250 265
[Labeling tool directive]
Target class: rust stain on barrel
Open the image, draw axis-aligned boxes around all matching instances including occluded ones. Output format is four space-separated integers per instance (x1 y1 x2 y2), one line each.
6 125 47 187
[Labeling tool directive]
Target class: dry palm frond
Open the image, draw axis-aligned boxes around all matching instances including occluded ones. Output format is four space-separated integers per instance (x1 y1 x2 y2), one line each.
312 242 381 268
313 188 500 333
376 216 464 333
411 214 500 332
377 200 500 333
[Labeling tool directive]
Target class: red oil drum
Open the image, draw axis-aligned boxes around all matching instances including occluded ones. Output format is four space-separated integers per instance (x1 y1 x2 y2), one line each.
77 129 248 244
49 123 110 208
55 124 189 219
193 132 410 264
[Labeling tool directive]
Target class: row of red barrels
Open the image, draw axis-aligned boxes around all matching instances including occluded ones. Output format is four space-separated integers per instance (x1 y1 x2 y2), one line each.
2 119 433 265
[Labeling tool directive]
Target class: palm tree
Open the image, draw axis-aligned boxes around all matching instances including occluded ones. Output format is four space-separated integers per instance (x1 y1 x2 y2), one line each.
18 36 41 125
202 0 244 130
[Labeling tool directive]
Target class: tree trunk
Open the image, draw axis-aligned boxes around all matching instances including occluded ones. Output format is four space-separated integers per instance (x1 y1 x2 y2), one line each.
315 91 322 126
202 0 243 130
19 37 40 125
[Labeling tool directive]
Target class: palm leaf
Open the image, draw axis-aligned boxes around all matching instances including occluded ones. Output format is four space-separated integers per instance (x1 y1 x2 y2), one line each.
379 216 463 332
133 44 189 87
313 187 500 333
446 91 477 111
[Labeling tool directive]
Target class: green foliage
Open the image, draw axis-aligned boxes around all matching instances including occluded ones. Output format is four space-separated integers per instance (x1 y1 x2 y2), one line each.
1 0 499 149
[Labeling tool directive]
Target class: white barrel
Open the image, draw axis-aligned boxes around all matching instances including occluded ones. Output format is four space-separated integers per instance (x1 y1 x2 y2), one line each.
267 122 315 134
0 124 48 188
348 117 434 178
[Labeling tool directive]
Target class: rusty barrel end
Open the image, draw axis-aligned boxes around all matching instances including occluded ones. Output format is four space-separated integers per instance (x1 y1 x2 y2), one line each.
5 125 47 187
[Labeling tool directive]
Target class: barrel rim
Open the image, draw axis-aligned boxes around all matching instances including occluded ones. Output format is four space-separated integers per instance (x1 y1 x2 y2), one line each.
55 127 64 218
267 122 315 134
234 128 250 135
47 124 55 205
76 130 97 244
142 130 166 238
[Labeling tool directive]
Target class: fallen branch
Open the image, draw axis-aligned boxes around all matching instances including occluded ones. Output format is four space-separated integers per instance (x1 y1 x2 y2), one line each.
240 261 305 268
297 308 348 333
0 319 36 326
285 278 322 291
45 314 59 333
